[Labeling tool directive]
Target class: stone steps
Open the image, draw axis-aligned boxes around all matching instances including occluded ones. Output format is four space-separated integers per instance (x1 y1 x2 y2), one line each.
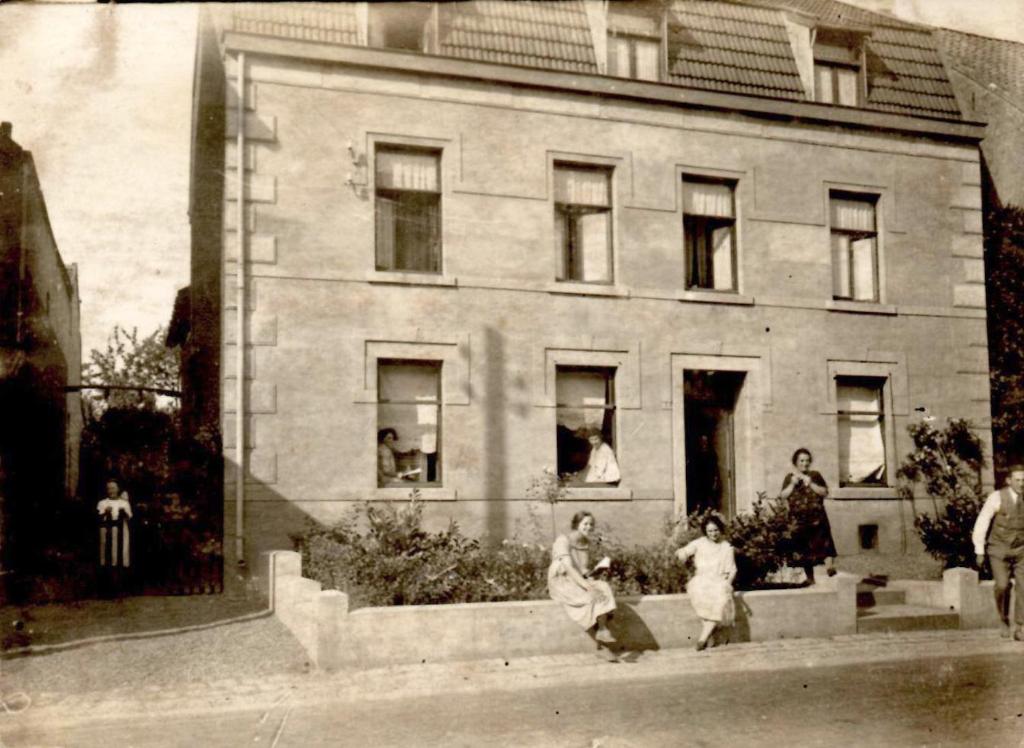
856 587 907 608
856 604 960 634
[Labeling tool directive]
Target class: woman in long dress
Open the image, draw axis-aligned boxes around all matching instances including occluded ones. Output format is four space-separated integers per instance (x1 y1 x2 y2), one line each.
780 447 837 583
547 511 618 662
676 515 736 651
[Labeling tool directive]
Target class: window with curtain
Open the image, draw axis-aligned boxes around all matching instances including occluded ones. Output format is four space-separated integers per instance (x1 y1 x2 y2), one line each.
683 177 737 292
377 360 442 487
554 164 613 283
837 376 887 487
375 146 441 273
555 366 617 483
607 5 662 81
813 29 863 106
830 192 878 302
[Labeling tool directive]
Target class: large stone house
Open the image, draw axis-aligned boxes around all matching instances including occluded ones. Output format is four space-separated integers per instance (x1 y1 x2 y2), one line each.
186 1 992 567
0 122 82 600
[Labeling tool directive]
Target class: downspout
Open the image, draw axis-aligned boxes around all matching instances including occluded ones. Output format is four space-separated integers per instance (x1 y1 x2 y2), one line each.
234 52 247 566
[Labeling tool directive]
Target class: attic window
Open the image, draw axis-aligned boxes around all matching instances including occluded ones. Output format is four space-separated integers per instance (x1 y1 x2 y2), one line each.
813 28 865 106
369 3 435 53
607 4 663 81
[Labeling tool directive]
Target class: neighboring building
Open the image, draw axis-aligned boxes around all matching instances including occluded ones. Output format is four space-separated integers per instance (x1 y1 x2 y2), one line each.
188 1 992 566
0 122 82 600
936 29 1024 210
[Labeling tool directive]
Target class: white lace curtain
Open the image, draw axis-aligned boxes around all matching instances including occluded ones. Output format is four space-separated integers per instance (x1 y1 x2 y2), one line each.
684 180 734 218
376 150 439 192
554 167 610 207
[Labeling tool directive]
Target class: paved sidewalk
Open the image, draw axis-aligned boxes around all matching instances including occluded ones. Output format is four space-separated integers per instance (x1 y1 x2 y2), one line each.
5 628 1019 731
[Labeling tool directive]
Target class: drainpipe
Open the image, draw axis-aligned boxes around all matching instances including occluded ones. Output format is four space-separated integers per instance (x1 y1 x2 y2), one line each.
234 52 247 566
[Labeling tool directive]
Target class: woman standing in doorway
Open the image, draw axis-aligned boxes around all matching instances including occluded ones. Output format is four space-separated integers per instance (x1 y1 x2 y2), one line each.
780 448 837 583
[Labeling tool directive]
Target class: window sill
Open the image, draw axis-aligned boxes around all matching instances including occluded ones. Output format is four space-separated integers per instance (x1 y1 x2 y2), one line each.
676 290 754 306
366 271 458 288
826 300 896 316
373 486 457 501
831 487 900 500
546 282 630 299
561 486 633 501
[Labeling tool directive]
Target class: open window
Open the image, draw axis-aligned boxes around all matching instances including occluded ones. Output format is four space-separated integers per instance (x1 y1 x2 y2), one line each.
556 366 618 485
813 28 866 106
554 164 613 284
836 376 887 487
377 360 442 487
375 146 442 273
607 3 662 82
830 191 878 302
683 177 737 292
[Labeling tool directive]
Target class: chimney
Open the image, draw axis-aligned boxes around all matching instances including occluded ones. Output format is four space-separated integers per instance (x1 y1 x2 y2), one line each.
0 122 11 139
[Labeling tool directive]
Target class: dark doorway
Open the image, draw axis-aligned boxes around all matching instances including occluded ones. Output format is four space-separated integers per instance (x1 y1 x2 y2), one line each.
684 370 745 517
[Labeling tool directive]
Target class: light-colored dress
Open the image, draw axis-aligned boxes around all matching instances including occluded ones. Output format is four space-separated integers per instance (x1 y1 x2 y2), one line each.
584 443 621 483
547 534 616 629
677 537 736 624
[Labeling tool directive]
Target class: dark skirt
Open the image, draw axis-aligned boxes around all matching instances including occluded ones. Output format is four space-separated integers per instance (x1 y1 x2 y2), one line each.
787 487 837 564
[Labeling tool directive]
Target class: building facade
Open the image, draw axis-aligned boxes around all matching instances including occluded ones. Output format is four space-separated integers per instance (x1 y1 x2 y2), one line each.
190 1 992 567
0 122 82 600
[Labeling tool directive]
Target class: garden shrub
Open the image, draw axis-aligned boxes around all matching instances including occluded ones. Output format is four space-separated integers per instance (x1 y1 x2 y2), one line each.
295 487 815 607
898 418 986 570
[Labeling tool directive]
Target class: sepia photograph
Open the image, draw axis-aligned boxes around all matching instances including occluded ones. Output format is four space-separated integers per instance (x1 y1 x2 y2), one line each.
1 0 1023 744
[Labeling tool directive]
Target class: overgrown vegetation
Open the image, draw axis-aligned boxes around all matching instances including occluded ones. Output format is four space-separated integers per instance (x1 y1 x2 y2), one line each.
899 418 986 570
294 487 809 607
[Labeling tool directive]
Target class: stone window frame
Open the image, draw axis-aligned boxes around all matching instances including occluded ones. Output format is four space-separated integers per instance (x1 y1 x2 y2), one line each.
822 180 892 311
365 133 456 288
534 338 640 501
545 151 627 298
820 355 907 500
355 332 470 501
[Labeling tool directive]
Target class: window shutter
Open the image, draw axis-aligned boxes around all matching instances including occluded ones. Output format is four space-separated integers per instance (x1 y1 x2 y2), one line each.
684 181 734 218
554 168 610 207
376 150 439 192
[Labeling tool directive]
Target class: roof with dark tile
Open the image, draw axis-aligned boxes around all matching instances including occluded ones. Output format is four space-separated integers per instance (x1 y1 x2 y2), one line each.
439 1 597 73
738 0 960 118
667 1 806 99
224 3 360 47
219 0 963 121
936 28 1024 108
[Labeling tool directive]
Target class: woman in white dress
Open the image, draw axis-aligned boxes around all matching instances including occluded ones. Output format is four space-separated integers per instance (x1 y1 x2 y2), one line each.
676 515 737 651
547 511 618 662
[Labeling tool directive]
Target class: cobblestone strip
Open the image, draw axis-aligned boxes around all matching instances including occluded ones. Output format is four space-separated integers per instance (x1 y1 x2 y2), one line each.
6 630 1017 726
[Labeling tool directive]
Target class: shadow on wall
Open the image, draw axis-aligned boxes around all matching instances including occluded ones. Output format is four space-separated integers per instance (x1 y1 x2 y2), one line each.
483 326 507 542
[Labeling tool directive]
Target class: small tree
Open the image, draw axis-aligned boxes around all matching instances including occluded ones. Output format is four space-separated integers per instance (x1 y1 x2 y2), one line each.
525 468 567 541
898 418 986 569
82 325 179 413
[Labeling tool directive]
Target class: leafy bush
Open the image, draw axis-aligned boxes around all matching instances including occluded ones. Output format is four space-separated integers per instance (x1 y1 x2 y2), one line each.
295 489 812 607
898 418 986 570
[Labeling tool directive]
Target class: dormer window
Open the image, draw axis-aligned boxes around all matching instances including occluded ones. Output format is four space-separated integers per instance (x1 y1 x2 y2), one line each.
369 3 436 53
813 28 865 106
607 4 662 82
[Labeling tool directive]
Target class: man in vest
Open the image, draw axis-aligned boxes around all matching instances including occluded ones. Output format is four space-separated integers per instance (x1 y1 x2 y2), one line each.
972 464 1024 639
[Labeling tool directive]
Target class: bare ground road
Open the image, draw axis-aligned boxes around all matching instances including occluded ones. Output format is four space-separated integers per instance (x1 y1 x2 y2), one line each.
3 652 1022 748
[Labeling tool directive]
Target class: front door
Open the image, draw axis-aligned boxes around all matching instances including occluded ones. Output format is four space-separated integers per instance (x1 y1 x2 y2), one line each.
684 370 743 517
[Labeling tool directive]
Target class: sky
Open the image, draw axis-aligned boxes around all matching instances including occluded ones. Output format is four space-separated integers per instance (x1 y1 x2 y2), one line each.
0 4 197 360
1 2 1022 362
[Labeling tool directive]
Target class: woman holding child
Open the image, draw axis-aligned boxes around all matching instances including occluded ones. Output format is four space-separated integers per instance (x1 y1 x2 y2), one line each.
548 511 619 662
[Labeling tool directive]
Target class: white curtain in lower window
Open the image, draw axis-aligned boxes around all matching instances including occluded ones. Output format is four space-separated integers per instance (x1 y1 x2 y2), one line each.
578 211 611 282
832 233 851 297
839 414 886 484
851 236 876 300
711 225 734 290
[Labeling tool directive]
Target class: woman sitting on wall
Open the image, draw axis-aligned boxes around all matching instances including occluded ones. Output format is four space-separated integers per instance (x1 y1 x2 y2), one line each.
676 514 737 651
780 447 837 584
547 511 618 662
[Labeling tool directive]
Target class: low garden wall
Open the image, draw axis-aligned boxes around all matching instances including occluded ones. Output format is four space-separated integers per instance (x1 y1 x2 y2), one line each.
262 552 1004 671
263 550 861 671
